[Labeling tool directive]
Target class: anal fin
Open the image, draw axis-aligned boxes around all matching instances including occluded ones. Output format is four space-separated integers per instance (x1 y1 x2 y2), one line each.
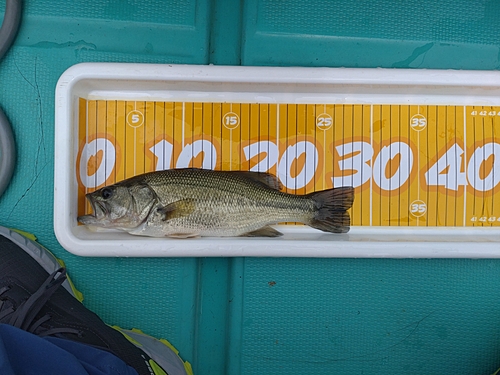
241 226 283 237
167 233 200 239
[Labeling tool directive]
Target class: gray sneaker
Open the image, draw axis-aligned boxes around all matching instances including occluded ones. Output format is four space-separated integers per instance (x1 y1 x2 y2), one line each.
0 226 192 375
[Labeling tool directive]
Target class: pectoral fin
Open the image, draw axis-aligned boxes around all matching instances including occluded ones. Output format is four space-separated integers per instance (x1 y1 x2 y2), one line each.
156 199 196 221
241 226 283 237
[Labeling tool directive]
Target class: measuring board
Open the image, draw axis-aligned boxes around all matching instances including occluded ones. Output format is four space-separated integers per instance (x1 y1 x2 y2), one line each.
54 63 500 257
77 100 499 228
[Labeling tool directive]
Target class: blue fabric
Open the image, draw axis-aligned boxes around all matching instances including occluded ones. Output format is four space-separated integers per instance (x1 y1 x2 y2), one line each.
0 324 139 375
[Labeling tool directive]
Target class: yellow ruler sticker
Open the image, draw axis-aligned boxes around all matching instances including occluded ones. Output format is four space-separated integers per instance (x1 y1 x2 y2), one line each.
76 99 500 227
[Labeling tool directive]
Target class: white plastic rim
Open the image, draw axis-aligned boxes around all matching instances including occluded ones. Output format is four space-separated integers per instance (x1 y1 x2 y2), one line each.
54 63 500 258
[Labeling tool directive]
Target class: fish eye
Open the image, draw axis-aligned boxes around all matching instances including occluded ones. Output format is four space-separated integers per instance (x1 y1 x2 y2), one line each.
101 187 113 200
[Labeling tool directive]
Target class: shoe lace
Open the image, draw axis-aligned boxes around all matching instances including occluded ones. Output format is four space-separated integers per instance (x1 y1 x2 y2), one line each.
0 268 81 337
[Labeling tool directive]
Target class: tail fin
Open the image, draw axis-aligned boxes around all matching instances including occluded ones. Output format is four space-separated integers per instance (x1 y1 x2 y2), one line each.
307 187 354 233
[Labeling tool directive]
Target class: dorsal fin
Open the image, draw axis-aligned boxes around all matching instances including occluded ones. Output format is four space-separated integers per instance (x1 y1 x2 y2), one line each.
229 170 282 190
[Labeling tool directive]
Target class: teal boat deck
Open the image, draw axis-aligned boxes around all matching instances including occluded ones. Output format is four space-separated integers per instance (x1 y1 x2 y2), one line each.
1 1 500 374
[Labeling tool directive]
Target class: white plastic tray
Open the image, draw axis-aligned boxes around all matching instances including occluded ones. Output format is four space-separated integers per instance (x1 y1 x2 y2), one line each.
54 63 500 257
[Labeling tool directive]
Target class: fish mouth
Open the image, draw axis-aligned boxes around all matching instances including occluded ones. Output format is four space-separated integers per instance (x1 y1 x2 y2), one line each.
92 200 107 217
77 197 107 225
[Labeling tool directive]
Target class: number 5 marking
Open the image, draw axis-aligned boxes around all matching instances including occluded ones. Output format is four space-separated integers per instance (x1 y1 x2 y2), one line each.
126 110 144 128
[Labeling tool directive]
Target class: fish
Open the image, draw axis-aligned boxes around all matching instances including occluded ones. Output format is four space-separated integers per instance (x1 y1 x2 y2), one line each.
77 168 354 238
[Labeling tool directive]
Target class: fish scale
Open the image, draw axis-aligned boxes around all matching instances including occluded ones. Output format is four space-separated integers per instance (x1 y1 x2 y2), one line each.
143 171 314 236
78 168 354 238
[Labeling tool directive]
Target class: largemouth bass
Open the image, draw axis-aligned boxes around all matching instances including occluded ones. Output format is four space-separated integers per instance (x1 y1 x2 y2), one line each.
77 168 354 238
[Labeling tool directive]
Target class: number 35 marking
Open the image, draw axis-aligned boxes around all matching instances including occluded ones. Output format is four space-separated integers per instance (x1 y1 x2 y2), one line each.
410 200 427 217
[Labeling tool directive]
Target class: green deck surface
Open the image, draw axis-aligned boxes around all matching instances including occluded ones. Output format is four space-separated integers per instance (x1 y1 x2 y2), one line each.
1 1 500 374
